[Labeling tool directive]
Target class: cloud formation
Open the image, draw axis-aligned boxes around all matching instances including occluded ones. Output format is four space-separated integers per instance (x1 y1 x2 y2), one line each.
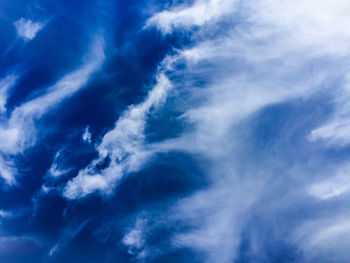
14 18 44 41
117 0 350 262
2 0 350 261
63 65 172 199
0 35 105 185
145 0 237 33
0 75 17 113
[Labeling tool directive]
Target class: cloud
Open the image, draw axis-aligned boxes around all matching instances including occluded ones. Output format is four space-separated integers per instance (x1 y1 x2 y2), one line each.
82 126 92 144
48 220 89 256
170 182 260 263
309 164 350 200
0 35 105 185
293 215 350 262
0 155 16 185
145 0 237 33
0 208 25 219
47 150 71 178
51 0 350 261
309 76 350 146
63 64 172 199
125 0 350 262
250 0 350 148
0 210 13 218
14 18 44 41
309 117 350 146
0 75 17 113
123 218 146 257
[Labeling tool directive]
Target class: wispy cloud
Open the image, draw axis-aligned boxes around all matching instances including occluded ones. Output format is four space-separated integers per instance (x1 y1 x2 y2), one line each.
42 0 350 261
63 61 172 199
309 164 350 200
293 215 350 262
0 75 17 113
0 35 105 185
309 77 350 146
123 218 146 257
0 209 13 218
82 126 92 144
47 150 71 178
14 18 44 41
126 0 350 262
49 220 89 256
145 0 237 33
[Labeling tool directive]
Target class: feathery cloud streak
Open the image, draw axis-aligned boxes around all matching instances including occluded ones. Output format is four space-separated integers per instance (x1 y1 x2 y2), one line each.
0 36 105 185
63 63 172 199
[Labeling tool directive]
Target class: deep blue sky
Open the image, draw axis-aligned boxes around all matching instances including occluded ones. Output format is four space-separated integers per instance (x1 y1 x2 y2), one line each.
1 1 350 262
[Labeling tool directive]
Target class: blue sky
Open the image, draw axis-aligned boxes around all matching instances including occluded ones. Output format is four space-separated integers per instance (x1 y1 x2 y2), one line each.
1 0 350 262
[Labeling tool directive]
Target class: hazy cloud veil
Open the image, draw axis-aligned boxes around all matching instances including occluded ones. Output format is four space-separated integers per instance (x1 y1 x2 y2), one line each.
0 0 350 262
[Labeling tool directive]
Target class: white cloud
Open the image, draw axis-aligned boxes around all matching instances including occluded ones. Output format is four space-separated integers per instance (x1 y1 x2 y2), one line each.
47 150 70 178
309 165 350 200
66 0 340 198
309 118 350 146
0 210 12 218
145 0 237 33
123 218 146 256
14 18 44 41
82 126 92 143
60 0 350 261
0 75 17 113
137 1 350 261
63 65 172 199
0 156 16 185
257 0 350 148
41 184 53 194
293 215 350 262
48 220 89 256
0 35 105 185
170 181 260 263
309 75 350 146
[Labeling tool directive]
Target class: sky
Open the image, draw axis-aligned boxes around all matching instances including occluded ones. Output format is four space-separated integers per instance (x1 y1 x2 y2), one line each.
1 0 350 262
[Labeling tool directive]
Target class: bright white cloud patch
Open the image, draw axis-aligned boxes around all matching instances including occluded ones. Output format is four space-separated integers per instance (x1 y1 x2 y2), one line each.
14 18 44 40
